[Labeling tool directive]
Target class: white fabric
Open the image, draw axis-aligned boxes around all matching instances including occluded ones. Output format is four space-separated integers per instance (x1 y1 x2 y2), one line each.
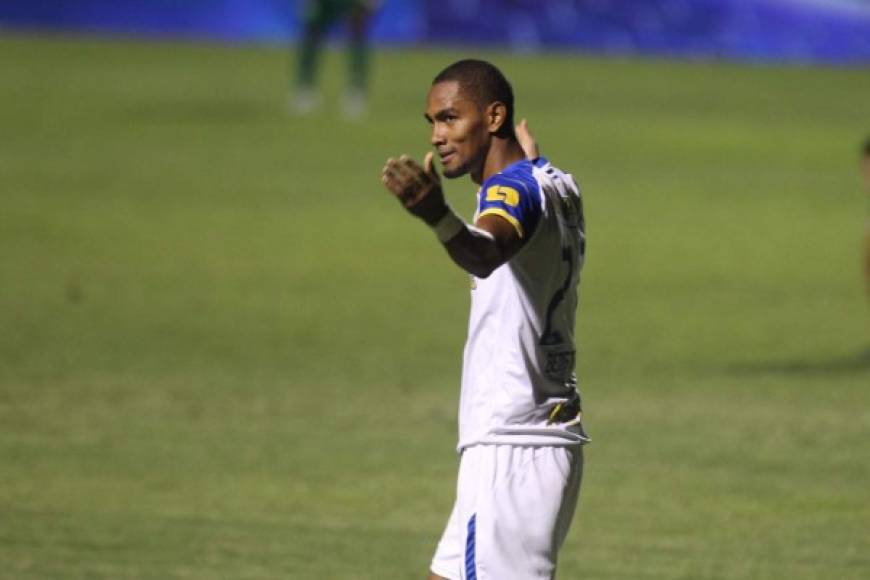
430 444 584 580
458 160 587 450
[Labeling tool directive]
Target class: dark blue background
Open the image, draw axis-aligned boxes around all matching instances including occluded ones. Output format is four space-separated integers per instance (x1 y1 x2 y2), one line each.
2 0 869 64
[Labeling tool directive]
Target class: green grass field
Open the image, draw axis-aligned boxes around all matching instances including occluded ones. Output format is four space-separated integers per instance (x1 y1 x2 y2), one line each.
1 33 869 579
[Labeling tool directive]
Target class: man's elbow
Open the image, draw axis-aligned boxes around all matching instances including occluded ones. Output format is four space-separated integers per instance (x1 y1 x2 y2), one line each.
469 264 496 279
467 255 506 278
450 245 507 278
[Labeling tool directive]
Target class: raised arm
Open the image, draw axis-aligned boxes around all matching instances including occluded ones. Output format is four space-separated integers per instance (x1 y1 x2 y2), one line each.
381 153 521 278
381 122 543 278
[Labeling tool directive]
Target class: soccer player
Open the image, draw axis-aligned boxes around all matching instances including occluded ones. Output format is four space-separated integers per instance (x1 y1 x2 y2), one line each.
292 0 378 117
381 60 589 580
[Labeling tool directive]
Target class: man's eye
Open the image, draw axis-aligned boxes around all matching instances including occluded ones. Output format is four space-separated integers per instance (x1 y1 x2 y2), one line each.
445 115 457 123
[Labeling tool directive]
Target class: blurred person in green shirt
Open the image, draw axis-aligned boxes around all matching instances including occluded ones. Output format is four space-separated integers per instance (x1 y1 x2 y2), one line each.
292 0 380 118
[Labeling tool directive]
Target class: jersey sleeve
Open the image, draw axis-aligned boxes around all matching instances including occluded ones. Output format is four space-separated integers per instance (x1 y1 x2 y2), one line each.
477 172 542 239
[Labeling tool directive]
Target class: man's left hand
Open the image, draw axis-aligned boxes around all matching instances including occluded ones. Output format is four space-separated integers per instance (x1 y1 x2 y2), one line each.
382 152 448 225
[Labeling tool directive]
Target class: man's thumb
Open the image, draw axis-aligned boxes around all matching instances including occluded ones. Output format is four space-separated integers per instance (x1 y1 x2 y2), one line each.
424 151 440 181
516 118 540 160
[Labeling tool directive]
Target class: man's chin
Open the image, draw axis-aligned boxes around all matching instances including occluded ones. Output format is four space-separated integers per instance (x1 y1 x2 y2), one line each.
441 164 468 179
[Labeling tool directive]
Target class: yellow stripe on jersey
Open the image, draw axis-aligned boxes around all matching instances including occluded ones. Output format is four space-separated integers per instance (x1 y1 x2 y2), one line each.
478 208 524 238
485 185 520 207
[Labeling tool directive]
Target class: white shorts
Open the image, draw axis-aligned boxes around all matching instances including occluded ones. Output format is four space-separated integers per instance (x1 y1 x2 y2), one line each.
430 444 584 580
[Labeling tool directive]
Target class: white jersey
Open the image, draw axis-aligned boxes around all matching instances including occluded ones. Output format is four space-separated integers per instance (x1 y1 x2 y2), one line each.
458 156 588 450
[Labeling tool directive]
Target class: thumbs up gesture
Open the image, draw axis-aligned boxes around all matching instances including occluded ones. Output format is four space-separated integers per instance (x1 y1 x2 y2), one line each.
382 152 449 225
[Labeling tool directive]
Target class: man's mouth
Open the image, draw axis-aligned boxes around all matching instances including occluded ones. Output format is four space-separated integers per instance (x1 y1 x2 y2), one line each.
439 151 455 164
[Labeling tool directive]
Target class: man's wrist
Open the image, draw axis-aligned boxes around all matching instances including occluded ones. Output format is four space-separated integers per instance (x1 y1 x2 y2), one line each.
420 201 450 227
430 206 466 243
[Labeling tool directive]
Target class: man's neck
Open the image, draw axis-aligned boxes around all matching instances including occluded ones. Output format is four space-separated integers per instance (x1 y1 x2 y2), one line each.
472 137 526 184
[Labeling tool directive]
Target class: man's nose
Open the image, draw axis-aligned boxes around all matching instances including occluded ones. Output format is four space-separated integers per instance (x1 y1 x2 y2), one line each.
430 125 445 147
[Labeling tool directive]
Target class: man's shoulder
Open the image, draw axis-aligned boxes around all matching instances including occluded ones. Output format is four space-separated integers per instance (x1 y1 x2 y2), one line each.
477 159 545 240
482 159 539 198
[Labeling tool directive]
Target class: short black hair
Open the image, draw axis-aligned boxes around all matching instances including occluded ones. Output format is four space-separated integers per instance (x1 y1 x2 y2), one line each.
433 59 515 135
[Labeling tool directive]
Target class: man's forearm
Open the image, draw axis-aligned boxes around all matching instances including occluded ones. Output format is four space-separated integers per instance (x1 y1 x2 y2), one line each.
442 226 508 279
381 153 522 278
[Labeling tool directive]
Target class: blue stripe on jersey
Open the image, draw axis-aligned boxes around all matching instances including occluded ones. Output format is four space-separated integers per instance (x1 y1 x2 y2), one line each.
533 156 549 168
465 514 477 580
477 158 542 239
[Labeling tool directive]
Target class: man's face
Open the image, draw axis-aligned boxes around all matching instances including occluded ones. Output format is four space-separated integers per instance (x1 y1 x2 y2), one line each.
425 81 490 180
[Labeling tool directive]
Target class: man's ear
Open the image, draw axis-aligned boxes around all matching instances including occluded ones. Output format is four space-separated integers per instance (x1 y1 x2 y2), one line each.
486 101 508 135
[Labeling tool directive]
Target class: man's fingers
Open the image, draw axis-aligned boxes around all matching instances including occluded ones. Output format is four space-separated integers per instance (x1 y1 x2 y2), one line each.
383 168 411 199
398 155 432 186
381 170 401 196
382 158 401 186
383 156 428 205
383 157 419 188
382 159 410 197
382 154 440 208
396 155 435 193
383 173 415 206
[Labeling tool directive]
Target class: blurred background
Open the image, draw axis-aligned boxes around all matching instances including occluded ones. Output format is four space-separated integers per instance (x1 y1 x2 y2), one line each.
3 0 870 61
1 1 868 579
